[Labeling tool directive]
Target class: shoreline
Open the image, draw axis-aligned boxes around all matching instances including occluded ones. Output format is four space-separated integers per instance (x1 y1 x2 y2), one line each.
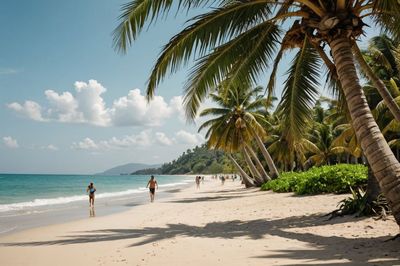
0 177 399 265
0 176 194 237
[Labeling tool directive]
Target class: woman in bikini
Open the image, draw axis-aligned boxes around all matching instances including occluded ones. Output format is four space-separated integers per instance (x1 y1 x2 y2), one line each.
86 182 96 207
146 175 158 203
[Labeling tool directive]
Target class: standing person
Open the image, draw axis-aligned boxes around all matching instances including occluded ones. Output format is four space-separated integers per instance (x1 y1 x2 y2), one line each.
86 182 96 207
221 175 225 185
146 175 158 202
195 176 200 189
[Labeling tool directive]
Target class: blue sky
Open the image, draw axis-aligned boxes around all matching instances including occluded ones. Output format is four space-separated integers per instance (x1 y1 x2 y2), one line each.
0 1 374 174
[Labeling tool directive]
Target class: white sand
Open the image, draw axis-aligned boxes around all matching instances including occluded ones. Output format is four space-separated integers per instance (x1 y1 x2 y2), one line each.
0 178 399 265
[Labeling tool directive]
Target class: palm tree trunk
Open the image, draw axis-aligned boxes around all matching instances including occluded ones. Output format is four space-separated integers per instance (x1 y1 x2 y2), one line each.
242 147 264 186
330 37 400 225
353 44 400 122
366 164 381 205
245 144 271 182
253 133 279 178
227 154 254 188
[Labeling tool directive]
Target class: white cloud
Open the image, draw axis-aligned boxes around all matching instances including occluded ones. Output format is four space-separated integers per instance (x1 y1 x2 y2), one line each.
71 130 204 152
71 131 153 151
71 137 98 150
110 89 173 126
175 130 204 145
169 95 186 122
7 80 185 127
43 144 59 151
3 136 19 148
7 101 46 122
155 132 173 146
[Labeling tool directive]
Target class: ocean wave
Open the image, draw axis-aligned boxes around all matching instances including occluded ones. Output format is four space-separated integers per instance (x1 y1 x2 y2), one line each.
0 180 191 213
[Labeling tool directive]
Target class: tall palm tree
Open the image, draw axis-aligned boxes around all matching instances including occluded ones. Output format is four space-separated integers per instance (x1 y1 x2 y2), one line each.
199 85 278 180
114 0 400 225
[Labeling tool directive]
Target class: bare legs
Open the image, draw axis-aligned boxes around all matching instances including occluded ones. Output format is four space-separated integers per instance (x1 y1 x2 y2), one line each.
89 195 94 207
150 191 155 202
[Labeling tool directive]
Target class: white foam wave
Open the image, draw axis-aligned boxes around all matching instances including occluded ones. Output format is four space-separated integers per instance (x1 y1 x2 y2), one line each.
0 180 191 213
158 182 189 188
0 226 17 234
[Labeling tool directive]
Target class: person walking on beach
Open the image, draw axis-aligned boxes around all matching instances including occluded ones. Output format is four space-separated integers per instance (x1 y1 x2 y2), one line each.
146 175 158 203
195 176 200 189
86 182 96 207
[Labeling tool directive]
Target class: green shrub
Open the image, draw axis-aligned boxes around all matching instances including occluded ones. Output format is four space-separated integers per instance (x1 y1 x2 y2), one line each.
261 164 367 195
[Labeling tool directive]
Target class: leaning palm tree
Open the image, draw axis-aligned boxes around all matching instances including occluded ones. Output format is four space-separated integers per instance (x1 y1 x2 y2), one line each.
199 85 278 179
354 34 400 122
200 102 263 186
114 1 400 226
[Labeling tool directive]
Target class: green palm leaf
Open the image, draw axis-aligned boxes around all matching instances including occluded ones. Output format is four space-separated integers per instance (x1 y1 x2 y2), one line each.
144 1 273 100
371 1 400 41
183 20 280 119
277 37 320 144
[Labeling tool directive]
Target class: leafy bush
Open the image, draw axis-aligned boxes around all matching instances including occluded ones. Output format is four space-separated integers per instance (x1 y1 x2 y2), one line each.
261 164 367 195
328 188 391 219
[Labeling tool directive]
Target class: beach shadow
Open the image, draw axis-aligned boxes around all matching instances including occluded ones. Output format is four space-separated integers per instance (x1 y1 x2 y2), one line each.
3 213 398 264
164 188 182 193
166 194 247 203
199 187 260 195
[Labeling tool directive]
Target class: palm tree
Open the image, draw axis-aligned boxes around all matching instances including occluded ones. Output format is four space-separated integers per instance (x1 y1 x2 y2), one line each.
199 85 278 180
227 153 255 188
353 35 400 122
114 1 400 225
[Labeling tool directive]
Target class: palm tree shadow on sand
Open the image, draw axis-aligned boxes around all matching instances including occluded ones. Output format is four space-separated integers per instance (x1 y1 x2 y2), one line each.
2 214 399 265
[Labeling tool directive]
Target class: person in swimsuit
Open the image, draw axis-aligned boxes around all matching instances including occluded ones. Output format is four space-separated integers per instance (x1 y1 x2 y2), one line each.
146 175 158 203
86 182 96 207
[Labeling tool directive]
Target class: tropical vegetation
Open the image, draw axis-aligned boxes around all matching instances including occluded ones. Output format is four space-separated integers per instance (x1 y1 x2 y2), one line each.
114 1 400 225
261 164 367 195
132 145 235 175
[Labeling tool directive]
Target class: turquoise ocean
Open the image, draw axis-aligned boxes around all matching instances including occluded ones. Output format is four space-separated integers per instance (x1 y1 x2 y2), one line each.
0 174 192 234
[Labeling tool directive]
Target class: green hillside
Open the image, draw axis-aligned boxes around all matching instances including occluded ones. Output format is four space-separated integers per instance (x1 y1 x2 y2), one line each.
132 145 235 175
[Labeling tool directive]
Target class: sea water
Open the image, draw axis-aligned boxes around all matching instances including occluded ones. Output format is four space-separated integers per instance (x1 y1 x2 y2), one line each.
0 174 192 234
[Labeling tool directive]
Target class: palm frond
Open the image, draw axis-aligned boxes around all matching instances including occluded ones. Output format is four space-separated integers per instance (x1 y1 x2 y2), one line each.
266 44 285 99
143 1 274 100
276 37 321 144
113 0 220 53
371 1 400 42
183 20 281 120
199 107 230 117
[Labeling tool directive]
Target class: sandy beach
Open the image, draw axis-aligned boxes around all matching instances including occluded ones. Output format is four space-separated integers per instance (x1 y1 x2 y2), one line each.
0 178 399 266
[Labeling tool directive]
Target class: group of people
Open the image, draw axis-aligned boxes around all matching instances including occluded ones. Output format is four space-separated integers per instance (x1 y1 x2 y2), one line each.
211 174 239 185
86 173 241 210
85 175 159 209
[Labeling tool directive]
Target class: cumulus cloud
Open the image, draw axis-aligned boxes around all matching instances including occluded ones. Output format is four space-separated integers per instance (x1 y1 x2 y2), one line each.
71 137 99 150
169 96 186 122
155 132 173 146
3 136 19 148
71 130 204 152
71 131 153 151
7 80 185 127
175 130 204 145
110 89 174 126
7 101 46 122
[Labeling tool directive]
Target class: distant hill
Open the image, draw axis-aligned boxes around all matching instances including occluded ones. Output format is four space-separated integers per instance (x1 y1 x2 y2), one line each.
97 163 161 175
132 145 235 175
